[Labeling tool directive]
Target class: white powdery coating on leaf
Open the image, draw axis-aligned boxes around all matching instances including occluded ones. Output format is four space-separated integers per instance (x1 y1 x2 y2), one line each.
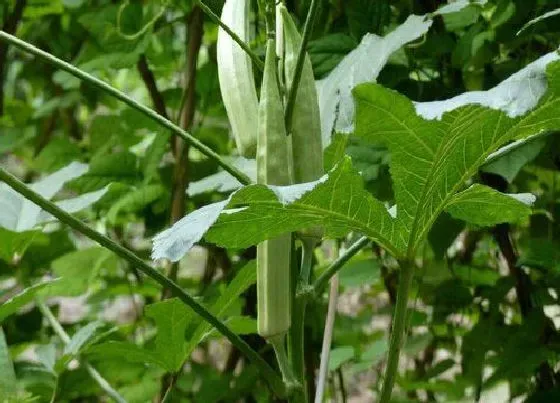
152 199 230 262
187 157 256 196
0 162 90 232
518 8 560 35
268 174 328 205
37 186 109 224
316 14 433 147
507 193 537 206
414 50 560 120
388 205 398 219
433 0 487 16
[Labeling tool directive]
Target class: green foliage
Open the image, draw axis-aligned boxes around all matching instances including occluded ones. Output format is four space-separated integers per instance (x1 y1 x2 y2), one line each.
1 0 560 401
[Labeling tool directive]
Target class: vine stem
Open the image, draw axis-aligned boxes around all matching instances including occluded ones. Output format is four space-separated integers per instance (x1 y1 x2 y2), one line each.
379 261 414 403
284 0 320 131
0 167 285 399
196 0 264 71
0 30 251 185
35 299 127 403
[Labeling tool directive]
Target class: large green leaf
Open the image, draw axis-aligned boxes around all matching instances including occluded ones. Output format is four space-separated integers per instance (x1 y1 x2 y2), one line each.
354 59 560 256
153 157 402 261
153 152 537 262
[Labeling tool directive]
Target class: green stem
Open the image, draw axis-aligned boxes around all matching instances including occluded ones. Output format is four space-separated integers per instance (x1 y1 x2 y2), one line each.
312 236 369 295
49 377 59 403
36 299 126 403
263 0 276 39
299 238 316 285
288 238 317 403
0 30 251 185
379 261 414 403
284 0 320 131
196 0 264 71
269 334 298 389
0 167 285 399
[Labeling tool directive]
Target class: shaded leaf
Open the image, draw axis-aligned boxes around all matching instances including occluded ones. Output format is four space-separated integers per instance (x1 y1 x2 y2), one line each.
186 157 256 196
62 321 105 360
0 281 57 323
445 184 535 226
338 258 380 288
107 184 165 224
184 261 257 357
0 327 17 398
85 341 165 368
145 298 191 372
0 162 92 232
481 134 549 182
47 248 115 296
328 346 355 371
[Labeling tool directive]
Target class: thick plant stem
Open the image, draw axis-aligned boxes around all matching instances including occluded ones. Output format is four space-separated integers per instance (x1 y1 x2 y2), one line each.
0 30 251 185
379 261 414 403
36 299 126 403
0 167 286 399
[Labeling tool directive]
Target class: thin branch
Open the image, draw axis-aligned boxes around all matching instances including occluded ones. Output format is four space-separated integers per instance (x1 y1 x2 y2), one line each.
493 223 555 389
0 167 286 399
196 0 264 71
313 236 369 295
284 0 320 131
337 368 347 403
136 54 169 119
159 9 204 398
0 0 26 116
36 299 126 403
0 30 251 185
315 273 339 403
481 172 556 390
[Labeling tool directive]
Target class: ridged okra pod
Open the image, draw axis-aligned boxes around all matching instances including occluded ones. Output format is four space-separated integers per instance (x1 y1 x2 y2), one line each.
256 38 293 339
281 6 324 241
217 0 259 157
280 5 323 185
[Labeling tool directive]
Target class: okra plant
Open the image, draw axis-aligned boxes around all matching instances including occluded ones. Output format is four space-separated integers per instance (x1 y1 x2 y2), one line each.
1 1 559 402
